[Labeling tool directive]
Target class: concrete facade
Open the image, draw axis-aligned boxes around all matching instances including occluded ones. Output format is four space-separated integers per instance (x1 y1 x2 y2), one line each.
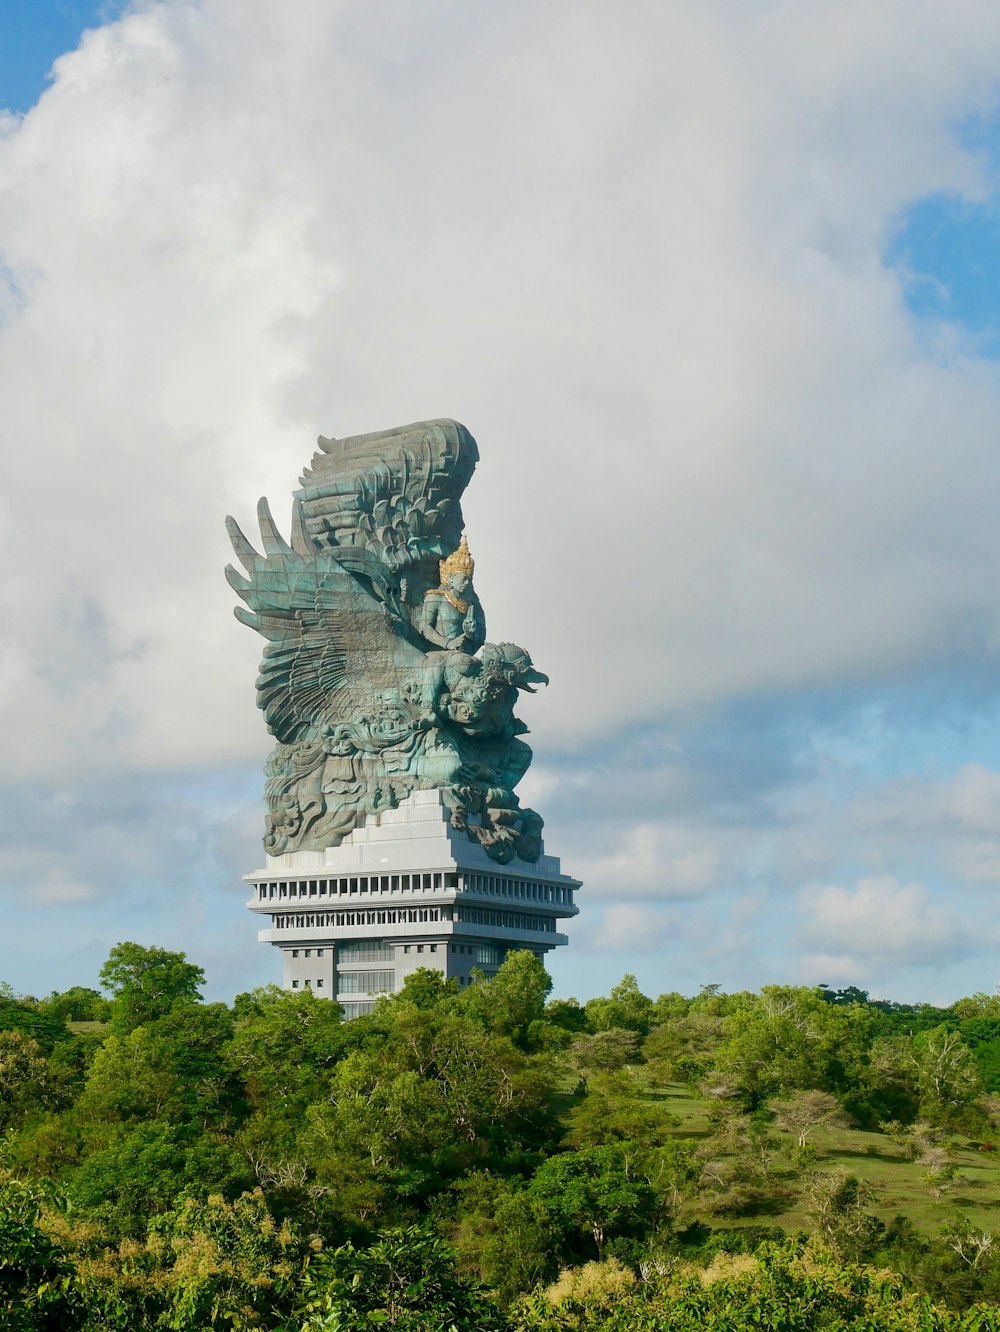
245 789 579 1014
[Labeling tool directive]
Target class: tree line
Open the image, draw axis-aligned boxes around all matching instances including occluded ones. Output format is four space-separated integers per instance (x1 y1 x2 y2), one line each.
4 944 1000 1328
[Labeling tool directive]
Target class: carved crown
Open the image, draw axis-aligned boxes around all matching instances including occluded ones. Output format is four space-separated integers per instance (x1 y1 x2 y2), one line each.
439 534 474 582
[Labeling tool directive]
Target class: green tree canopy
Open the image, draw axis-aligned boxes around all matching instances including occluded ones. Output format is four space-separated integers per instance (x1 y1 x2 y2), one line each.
584 974 654 1035
99 942 204 1031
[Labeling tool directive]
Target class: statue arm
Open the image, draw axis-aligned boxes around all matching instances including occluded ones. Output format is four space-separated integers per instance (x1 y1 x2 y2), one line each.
461 597 486 654
418 595 453 650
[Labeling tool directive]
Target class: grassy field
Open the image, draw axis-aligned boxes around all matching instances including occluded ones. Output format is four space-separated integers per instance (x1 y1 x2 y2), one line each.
650 1077 1000 1236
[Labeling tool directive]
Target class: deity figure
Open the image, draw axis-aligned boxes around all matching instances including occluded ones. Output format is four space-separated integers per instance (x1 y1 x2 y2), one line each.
226 418 547 864
417 535 486 654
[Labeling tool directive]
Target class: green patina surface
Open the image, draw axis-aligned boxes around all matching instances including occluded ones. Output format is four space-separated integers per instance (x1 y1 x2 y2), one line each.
226 418 548 864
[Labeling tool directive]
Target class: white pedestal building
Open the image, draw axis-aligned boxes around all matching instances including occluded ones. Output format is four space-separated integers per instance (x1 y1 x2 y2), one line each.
245 789 580 1016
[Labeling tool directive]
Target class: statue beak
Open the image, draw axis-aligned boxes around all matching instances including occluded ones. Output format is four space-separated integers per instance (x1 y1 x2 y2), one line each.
522 669 550 693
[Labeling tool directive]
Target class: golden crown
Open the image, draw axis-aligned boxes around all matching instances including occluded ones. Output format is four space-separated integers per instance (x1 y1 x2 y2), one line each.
439 534 474 582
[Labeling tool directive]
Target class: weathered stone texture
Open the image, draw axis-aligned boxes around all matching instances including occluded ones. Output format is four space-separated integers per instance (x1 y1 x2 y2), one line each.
226 419 548 864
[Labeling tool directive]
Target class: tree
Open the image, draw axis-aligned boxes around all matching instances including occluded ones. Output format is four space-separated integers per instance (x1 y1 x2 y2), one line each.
304 1008 556 1226
0 990 70 1054
99 942 204 1030
0 1032 58 1132
37 987 110 1024
144 1189 308 1329
708 986 876 1111
451 1172 560 1303
584 975 654 1035
912 1026 983 1124
228 985 352 1115
568 1029 641 1081
460 950 552 1048
0 1176 84 1331
395 967 459 1010
76 1027 181 1123
529 1145 657 1260
806 1171 883 1262
514 1246 997 1331
544 998 588 1035
66 1120 250 1238
770 1090 850 1150
297 1226 505 1330
643 1010 725 1086
563 1072 678 1148
696 1103 781 1220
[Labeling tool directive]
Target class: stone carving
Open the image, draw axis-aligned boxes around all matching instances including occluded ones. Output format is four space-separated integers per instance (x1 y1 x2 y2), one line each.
226 419 548 864
417 536 486 654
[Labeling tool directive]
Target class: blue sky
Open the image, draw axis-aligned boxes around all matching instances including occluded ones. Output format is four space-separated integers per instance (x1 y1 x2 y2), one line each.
5 2 1000 1008
0 2 122 113
886 111 1000 357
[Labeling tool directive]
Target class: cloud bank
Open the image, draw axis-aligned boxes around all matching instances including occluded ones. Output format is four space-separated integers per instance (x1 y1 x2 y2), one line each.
4 0 1000 999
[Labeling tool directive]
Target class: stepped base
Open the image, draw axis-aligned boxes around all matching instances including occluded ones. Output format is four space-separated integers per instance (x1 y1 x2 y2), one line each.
244 789 580 1016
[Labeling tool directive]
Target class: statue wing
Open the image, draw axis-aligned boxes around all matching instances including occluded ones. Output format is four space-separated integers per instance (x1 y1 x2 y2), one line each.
297 417 478 573
225 498 425 743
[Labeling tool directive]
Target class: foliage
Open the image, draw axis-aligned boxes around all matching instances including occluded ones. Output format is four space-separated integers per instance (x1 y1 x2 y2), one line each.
451 1173 560 1304
805 1170 884 1262
529 1145 658 1259
568 1030 641 1081
99 942 205 1032
769 1089 851 1149
297 1225 506 1330
0 1031 60 1132
583 975 654 1036
459 952 553 1049
510 1247 1000 1330
0 989 72 1054
7 949 1000 1326
37 987 111 1025
0 1175 84 1331
562 1072 678 1148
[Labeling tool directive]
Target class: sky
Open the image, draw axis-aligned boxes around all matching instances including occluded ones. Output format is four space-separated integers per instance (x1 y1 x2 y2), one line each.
4 1 1000 1007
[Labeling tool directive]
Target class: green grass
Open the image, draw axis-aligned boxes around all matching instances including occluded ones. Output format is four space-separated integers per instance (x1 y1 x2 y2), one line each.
65 1020 110 1035
634 1074 1000 1237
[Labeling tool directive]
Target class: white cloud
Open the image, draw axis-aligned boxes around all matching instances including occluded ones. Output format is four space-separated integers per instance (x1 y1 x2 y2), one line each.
6 2 1000 999
585 904 677 954
798 874 981 970
858 763 1000 884
862 763 1000 834
580 821 724 897
2 1 1000 787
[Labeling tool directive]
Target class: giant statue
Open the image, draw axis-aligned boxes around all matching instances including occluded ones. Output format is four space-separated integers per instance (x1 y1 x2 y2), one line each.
226 419 548 865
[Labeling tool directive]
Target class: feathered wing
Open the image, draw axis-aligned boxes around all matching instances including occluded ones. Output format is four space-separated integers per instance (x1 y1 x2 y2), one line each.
297 417 478 570
225 497 426 743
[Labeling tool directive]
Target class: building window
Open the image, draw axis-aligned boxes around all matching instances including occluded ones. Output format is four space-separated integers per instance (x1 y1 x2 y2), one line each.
476 943 505 966
338 970 395 995
316 978 324 988
291 980 299 989
291 949 299 958
317 948 324 957
304 949 312 958
338 940 393 963
305 979 312 987
340 1001 376 1019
